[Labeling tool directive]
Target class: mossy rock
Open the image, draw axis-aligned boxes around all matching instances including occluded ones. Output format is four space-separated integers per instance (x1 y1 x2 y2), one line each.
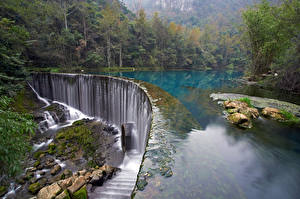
56 190 71 199
28 182 41 194
34 160 41 167
33 151 45 160
0 186 8 197
72 186 88 199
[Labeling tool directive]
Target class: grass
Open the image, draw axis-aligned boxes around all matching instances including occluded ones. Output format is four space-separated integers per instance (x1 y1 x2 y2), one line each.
280 109 300 124
238 97 253 107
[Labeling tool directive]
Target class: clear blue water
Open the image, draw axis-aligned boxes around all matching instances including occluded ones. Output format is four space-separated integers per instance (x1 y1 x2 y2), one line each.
103 70 300 199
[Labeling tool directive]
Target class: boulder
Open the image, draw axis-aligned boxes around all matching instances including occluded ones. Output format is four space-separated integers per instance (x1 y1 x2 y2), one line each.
56 190 71 199
67 176 86 194
58 177 73 190
72 185 87 199
224 100 248 109
37 182 62 199
28 182 41 194
228 113 252 129
240 107 259 119
262 107 285 120
51 164 61 175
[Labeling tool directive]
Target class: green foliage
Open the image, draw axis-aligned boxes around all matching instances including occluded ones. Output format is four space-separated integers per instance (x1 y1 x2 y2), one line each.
0 96 36 182
280 110 300 124
238 97 253 107
242 0 299 76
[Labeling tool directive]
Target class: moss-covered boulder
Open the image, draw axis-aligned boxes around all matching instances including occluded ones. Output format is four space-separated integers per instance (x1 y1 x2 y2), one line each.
56 190 71 199
72 185 88 199
28 182 41 194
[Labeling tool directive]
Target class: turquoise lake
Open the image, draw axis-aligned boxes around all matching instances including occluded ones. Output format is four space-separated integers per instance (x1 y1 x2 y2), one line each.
103 70 300 199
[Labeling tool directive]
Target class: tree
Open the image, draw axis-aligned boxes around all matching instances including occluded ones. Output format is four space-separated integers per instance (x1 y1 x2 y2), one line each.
242 0 297 77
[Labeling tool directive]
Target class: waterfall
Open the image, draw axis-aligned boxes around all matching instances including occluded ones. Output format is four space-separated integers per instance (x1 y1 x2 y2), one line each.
31 73 152 154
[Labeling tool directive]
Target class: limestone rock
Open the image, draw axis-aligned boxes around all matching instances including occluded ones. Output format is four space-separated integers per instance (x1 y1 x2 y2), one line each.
51 164 61 175
262 107 285 120
67 176 86 194
58 177 73 190
37 182 62 199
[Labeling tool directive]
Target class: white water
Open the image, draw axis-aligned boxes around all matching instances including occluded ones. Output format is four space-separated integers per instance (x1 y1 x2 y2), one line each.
28 83 50 107
31 73 153 199
33 139 53 152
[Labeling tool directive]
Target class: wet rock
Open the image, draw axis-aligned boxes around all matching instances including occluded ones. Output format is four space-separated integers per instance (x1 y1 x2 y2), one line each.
28 182 41 194
228 113 252 129
45 158 56 169
30 176 38 184
89 174 104 186
67 176 86 194
262 107 285 120
61 169 72 179
45 103 70 123
137 179 148 191
37 182 62 199
51 164 61 175
38 177 48 187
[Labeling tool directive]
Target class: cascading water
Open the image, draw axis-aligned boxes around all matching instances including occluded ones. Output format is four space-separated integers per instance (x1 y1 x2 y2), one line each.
31 73 153 198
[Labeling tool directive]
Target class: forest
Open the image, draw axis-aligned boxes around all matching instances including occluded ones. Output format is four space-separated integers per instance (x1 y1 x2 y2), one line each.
0 0 300 191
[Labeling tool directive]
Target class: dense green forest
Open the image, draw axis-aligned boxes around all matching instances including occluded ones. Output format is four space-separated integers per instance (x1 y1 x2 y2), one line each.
0 0 300 185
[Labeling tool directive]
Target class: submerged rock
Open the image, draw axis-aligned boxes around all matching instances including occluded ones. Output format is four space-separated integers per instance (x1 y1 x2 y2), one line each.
51 165 62 176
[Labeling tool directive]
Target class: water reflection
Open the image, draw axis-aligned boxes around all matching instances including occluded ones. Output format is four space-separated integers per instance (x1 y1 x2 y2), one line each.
102 70 300 199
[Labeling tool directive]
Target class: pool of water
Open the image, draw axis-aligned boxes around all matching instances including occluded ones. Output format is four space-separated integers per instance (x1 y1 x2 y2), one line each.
102 70 300 199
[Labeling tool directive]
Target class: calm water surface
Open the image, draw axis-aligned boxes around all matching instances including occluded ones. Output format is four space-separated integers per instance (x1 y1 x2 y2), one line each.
102 70 300 199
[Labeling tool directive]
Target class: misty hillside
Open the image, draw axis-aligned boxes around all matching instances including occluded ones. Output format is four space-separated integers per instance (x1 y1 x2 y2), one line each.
123 0 257 26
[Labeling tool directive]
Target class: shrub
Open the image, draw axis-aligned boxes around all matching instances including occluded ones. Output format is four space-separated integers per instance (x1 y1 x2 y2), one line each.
0 96 36 183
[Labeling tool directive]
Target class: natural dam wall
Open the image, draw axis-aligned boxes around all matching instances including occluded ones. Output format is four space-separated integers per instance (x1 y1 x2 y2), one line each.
31 73 152 153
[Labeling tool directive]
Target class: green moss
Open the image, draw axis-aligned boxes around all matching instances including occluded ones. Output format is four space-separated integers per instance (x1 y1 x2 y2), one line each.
72 186 87 199
280 110 300 124
61 190 71 199
238 97 253 107
87 160 97 168
33 151 44 160
28 182 41 194
56 124 94 154
47 143 56 154
34 160 40 167
73 120 85 126
0 186 8 197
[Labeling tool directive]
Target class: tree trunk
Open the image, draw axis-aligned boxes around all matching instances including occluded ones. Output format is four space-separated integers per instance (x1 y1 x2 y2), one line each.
119 44 122 67
83 16 87 41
